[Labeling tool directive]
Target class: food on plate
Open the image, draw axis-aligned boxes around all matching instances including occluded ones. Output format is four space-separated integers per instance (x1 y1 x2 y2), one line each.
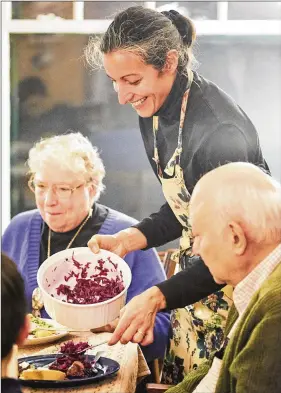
27 315 57 339
18 361 33 374
20 369 66 381
49 341 94 377
51 253 125 305
66 361 85 377
28 314 52 329
60 340 90 355
19 340 108 381
33 330 55 338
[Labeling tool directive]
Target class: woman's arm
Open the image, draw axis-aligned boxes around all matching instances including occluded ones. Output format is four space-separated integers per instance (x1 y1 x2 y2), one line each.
88 202 182 255
133 202 183 249
108 257 224 347
156 255 224 309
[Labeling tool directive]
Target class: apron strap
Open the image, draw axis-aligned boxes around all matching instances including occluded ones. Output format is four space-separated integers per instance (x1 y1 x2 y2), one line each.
153 72 193 172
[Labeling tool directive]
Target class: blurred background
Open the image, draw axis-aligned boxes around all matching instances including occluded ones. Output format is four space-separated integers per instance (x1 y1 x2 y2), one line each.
2 1 281 246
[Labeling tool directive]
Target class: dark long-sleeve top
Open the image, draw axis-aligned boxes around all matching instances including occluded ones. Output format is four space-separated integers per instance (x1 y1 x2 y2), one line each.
134 71 270 309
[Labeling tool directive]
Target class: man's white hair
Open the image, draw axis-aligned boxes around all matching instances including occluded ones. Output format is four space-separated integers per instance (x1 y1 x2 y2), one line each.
209 163 281 245
27 132 105 201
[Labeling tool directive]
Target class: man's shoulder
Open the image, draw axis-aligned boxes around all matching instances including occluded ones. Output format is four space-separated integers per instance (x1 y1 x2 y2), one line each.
259 262 281 296
256 262 281 314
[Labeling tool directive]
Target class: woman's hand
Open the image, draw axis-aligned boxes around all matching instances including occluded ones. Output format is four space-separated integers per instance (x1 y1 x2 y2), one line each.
88 233 128 257
87 228 148 257
108 286 167 346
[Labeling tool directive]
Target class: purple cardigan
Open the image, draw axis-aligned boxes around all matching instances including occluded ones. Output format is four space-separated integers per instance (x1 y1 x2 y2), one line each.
2 207 170 362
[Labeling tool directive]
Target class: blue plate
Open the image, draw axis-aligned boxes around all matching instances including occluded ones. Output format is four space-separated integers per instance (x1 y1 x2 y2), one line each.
18 354 120 388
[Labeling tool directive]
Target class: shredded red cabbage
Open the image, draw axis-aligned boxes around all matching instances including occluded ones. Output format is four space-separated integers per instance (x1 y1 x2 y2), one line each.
55 253 125 305
49 341 93 373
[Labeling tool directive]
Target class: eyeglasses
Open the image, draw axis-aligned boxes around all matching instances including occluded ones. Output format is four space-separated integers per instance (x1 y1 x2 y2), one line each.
28 179 85 200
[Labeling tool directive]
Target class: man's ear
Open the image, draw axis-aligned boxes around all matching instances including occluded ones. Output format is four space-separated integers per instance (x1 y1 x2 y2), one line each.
229 221 247 256
16 314 30 346
163 50 179 74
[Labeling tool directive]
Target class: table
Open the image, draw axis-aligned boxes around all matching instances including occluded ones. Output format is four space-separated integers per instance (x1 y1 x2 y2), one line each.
18 332 150 393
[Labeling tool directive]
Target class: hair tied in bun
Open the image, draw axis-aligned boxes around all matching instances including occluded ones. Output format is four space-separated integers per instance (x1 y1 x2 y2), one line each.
161 9 193 48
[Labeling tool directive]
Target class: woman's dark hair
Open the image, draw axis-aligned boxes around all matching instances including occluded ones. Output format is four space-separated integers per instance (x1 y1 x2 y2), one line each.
1 253 27 359
85 6 196 76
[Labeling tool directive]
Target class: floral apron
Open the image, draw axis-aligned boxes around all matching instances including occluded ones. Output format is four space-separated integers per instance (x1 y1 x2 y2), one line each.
152 73 233 384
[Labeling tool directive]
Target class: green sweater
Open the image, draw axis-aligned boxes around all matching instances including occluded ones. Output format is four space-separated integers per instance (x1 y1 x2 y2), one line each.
167 261 281 393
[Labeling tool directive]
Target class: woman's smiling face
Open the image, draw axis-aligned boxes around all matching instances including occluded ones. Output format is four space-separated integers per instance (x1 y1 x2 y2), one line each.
103 50 177 118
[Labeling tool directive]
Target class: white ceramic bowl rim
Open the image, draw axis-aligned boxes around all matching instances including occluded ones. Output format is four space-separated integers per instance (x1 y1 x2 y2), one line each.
37 247 132 308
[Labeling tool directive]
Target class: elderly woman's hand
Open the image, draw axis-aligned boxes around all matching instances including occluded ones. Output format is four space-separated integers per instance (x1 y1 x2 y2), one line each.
107 286 167 346
88 228 148 258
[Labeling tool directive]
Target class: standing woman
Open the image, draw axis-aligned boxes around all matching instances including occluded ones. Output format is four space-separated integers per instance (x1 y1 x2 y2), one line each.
86 5 269 381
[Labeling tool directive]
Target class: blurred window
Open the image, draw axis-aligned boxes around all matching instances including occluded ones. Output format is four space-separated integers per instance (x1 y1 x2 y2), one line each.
228 2 281 20
10 34 162 220
84 2 145 19
12 1 73 20
155 1 218 20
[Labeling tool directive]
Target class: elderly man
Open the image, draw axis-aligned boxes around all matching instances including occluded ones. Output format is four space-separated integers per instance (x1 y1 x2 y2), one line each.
109 162 281 393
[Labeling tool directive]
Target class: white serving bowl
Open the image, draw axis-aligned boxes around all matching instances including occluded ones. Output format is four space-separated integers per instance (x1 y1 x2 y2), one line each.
37 247 132 330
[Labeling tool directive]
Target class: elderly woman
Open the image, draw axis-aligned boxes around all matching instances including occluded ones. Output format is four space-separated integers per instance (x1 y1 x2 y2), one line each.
2 132 170 364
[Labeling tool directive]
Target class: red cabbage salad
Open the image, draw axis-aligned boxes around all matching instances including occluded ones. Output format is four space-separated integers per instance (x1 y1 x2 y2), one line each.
43 253 125 305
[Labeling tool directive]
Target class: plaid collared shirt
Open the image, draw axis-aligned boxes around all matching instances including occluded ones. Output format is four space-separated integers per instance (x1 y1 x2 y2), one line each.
193 243 281 393
229 242 281 336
